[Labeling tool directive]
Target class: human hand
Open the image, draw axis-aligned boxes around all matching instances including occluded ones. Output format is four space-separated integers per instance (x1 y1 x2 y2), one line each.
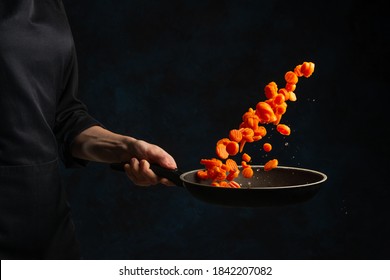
123 139 177 186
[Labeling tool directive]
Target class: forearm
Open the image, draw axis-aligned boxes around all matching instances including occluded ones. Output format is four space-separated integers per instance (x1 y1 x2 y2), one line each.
70 126 136 163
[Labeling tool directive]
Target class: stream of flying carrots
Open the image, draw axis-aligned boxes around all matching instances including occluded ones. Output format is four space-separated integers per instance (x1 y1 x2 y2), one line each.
197 61 315 188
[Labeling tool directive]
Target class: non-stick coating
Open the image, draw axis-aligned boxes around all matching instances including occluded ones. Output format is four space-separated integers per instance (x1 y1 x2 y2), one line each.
180 166 327 207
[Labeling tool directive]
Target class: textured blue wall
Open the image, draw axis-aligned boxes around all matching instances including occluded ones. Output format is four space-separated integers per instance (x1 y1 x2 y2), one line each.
62 0 389 259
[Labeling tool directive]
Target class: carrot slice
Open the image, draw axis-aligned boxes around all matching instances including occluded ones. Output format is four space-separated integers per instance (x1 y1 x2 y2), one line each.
284 71 298 84
200 158 222 168
285 83 296 92
273 93 285 105
276 124 291 136
242 167 254 178
300 62 315 77
263 143 272 152
216 143 229 159
264 81 278 99
264 159 278 171
255 101 276 124
242 153 251 162
226 141 239 156
225 158 238 172
229 181 241 188
226 170 239 181
197 170 209 180
229 129 243 142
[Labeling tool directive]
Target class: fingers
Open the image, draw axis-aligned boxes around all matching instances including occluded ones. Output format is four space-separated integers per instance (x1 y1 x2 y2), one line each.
124 158 174 187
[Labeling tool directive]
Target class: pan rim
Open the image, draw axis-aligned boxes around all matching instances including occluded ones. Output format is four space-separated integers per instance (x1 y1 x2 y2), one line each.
180 165 327 190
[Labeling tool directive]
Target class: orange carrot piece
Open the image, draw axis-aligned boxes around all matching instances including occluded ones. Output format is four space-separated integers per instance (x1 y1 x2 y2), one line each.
226 141 239 156
229 181 241 188
264 81 278 99
227 170 239 181
242 153 251 162
216 143 229 159
264 159 278 171
263 143 272 152
225 158 238 172
294 64 303 77
276 124 291 136
300 62 315 77
273 93 285 105
229 129 243 142
255 101 276 124
197 170 209 180
284 71 298 84
242 167 254 178
289 91 297 101
285 83 296 92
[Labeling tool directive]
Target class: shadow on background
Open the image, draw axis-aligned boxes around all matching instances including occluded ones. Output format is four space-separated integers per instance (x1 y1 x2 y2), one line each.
61 0 389 259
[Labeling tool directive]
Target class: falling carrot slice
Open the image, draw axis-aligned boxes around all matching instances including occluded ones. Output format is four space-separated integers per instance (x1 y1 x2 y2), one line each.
264 159 278 171
300 62 315 78
226 141 239 156
263 143 272 152
229 129 242 142
242 153 251 162
216 143 229 159
284 71 298 84
276 124 291 136
225 158 239 172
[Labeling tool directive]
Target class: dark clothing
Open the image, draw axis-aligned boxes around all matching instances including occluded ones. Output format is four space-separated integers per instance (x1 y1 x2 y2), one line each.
0 0 99 259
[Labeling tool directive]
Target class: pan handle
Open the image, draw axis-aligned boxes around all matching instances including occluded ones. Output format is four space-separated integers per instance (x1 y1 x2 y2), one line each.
110 162 184 187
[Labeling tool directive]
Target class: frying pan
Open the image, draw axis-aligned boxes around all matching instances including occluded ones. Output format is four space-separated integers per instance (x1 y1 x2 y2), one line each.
110 163 327 207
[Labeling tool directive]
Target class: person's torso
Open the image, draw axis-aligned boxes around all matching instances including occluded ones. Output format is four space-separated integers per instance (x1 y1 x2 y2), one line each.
0 0 74 165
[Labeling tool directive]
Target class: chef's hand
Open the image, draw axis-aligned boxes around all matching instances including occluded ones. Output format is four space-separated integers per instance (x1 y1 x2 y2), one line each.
122 139 177 186
71 126 177 186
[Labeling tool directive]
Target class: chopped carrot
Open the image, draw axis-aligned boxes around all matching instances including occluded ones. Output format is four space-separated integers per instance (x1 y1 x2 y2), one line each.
242 167 254 178
264 159 278 171
289 91 297 101
276 124 291 136
217 138 230 146
242 153 251 162
200 158 222 169
241 160 250 169
197 170 209 180
220 181 230 187
255 102 276 124
229 181 241 188
285 83 296 92
264 81 278 99
273 93 285 105
229 129 242 142
225 158 238 172
226 170 239 181
226 141 239 156
294 64 303 77
263 143 272 152
278 88 290 101
241 128 254 142
284 71 298 84
300 62 315 77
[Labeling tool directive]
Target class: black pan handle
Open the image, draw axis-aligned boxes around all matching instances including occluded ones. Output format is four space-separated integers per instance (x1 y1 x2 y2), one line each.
110 162 184 187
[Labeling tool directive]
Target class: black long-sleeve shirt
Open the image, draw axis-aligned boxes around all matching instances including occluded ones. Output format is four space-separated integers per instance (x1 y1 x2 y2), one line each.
0 0 99 167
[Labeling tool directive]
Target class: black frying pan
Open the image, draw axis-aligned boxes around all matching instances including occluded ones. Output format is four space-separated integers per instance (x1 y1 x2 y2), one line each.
110 163 327 208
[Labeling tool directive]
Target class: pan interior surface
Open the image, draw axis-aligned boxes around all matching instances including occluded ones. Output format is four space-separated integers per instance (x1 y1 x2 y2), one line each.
179 166 327 207
181 165 327 189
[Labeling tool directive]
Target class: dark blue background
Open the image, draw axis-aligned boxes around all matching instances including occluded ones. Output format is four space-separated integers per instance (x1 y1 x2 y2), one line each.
61 0 389 259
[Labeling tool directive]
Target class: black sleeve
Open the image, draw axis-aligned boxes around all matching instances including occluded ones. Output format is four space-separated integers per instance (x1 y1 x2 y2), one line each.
53 48 102 168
